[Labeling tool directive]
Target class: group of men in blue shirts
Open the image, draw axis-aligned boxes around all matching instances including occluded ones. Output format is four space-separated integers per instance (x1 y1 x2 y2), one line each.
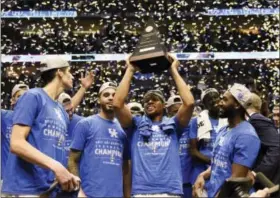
1 55 277 197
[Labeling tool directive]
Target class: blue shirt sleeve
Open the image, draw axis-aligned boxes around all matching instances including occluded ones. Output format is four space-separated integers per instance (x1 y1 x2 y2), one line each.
1 109 7 132
233 134 261 168
71 120 89 151
189 117 198 139
12 92 39 126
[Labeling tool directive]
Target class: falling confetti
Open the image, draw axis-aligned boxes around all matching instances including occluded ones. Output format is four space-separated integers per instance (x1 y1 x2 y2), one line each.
1 0 279 115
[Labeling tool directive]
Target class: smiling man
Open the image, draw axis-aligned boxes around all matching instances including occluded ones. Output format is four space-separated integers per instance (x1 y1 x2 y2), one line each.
68 82 130 197
113 54 195 197
193 83 261 197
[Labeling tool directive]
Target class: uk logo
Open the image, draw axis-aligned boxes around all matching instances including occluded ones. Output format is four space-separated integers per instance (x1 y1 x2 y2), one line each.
151 125 160 132
218 136 225 146
54 108 64 122
237 92 244 101
108 128 118 138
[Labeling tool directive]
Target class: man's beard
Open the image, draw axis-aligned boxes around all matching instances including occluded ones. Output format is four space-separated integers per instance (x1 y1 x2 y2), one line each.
101 104 114 114
209 107 220 118
219 107 236 119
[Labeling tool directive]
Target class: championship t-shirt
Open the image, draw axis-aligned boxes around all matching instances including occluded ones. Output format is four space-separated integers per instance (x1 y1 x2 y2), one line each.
1 109 14 179
189 117 219 184
71 114 128 197
65 114 84 159
206 121 260 197
128 115 183 195
2 88 69 195
179 124 192 184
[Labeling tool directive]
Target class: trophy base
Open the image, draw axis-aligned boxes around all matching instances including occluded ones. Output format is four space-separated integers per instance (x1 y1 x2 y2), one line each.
130 52 171 73
217 177 252 198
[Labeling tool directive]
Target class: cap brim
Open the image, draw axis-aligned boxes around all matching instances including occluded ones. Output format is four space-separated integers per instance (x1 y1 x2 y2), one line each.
143 93 165 103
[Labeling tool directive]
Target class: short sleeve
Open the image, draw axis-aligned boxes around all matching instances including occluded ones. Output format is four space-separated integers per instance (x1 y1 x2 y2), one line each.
189 117 198 139
70 120 89 151
12 92 39 127
132 115 142 128
1 110 8 131
233 134 261 168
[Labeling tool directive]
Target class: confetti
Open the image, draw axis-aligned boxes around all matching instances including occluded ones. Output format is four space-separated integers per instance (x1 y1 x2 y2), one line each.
1 1 279 115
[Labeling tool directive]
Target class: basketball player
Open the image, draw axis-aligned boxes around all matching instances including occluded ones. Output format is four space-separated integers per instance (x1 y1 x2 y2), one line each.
189 88 227 185
193 84 260 197
68 82 130 197
1 84 29 181
2 56 80 196
166 95 193 198
113 54 195 197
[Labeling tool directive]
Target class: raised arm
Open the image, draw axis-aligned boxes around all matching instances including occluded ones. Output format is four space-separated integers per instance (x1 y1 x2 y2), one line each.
71 71 94 110
113 59 136 128
169 54 195 127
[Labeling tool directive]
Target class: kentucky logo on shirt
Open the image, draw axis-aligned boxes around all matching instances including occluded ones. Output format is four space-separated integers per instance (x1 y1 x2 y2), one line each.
108 128 118 138
54 108 64 123
151 125 160 132
218 136 225 146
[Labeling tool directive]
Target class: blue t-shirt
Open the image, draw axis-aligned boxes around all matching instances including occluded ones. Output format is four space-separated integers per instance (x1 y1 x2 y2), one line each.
206 121 261 197
1 109 14 179
128 115 183 195
2 88 69 195
189 117 219 184
65 114 84 159
71 114 128 197
179 124 192 184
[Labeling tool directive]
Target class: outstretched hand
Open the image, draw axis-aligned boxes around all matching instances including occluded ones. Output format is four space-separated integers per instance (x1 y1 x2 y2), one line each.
80 71 94 89
168 53 180 71
126 55 140 73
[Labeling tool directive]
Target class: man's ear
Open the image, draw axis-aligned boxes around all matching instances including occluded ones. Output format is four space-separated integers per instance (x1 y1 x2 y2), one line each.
10 97 15 105
57 69 64 78
234 102 242 110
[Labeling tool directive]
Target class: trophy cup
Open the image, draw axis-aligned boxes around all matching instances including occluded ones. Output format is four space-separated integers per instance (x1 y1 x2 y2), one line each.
129 18 172 73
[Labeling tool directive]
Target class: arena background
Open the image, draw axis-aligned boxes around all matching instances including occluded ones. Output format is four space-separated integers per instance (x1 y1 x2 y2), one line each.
1 0 279 116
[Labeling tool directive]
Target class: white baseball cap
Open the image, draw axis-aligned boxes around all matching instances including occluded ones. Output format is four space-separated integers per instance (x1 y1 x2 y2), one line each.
127 102 144 112
57 92 71 104
12 84 29 97
99 82 117 94
166 95 182 108
40 56 70 72
228 83 251 109
201 88 219 101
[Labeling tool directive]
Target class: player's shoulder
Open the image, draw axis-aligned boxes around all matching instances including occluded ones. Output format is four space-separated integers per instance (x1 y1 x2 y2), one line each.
17 88 44 102
1 109 14 122
191 116 198 123
73 114 84 120
235 121 258 138
1 109 13 115
25 88 43 96
81 114 96 123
